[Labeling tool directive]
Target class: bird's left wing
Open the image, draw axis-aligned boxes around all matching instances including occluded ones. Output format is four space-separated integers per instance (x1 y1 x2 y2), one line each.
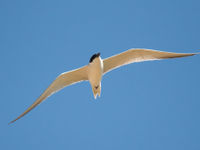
9 65 88 124
103 49 197 74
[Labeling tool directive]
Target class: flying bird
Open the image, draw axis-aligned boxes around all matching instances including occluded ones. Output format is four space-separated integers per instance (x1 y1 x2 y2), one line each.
9 48 198 124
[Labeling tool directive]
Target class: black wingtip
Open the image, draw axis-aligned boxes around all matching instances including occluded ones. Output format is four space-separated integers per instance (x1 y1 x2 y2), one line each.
8 119 16 125
8 121 13 125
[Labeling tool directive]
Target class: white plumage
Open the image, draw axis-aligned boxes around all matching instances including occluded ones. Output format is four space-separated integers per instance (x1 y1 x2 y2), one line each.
9 48 198 124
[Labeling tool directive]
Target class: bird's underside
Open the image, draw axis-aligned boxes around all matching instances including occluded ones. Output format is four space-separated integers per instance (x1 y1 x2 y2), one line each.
9 48 198 124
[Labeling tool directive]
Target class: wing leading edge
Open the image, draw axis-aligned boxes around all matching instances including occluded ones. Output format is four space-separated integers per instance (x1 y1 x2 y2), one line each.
103 49 197 74
9 66 88 124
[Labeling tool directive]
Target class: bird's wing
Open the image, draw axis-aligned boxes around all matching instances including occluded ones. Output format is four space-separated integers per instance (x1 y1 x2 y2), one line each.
9 65 88 124
103 49 197 74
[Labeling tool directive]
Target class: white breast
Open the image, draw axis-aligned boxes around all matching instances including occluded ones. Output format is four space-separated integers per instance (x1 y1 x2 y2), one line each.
88 56 103 85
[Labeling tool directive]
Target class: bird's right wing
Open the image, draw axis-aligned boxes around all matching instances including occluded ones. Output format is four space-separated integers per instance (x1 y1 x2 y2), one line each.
9 65 88 124
103 48 197 74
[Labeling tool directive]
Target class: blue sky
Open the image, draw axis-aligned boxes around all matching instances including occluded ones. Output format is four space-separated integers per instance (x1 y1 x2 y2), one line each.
1 0 200 150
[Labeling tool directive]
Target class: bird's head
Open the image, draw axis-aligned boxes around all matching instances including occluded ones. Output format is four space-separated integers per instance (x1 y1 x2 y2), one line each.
89 53 101 63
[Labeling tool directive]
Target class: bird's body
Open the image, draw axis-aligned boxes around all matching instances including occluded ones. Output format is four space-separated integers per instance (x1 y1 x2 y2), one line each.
88 54 103 98
9 48 199 124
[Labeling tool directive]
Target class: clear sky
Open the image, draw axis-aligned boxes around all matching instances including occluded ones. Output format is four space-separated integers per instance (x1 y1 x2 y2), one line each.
1 0 200 150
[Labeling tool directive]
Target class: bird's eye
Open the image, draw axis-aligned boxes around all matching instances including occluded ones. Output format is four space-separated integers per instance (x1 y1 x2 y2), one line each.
95 85 99 89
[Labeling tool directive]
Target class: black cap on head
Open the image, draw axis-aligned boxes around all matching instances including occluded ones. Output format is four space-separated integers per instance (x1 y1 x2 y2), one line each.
89 53 100 63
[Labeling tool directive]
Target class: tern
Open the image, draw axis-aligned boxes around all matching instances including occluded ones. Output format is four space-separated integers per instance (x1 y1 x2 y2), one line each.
9 48 198 124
